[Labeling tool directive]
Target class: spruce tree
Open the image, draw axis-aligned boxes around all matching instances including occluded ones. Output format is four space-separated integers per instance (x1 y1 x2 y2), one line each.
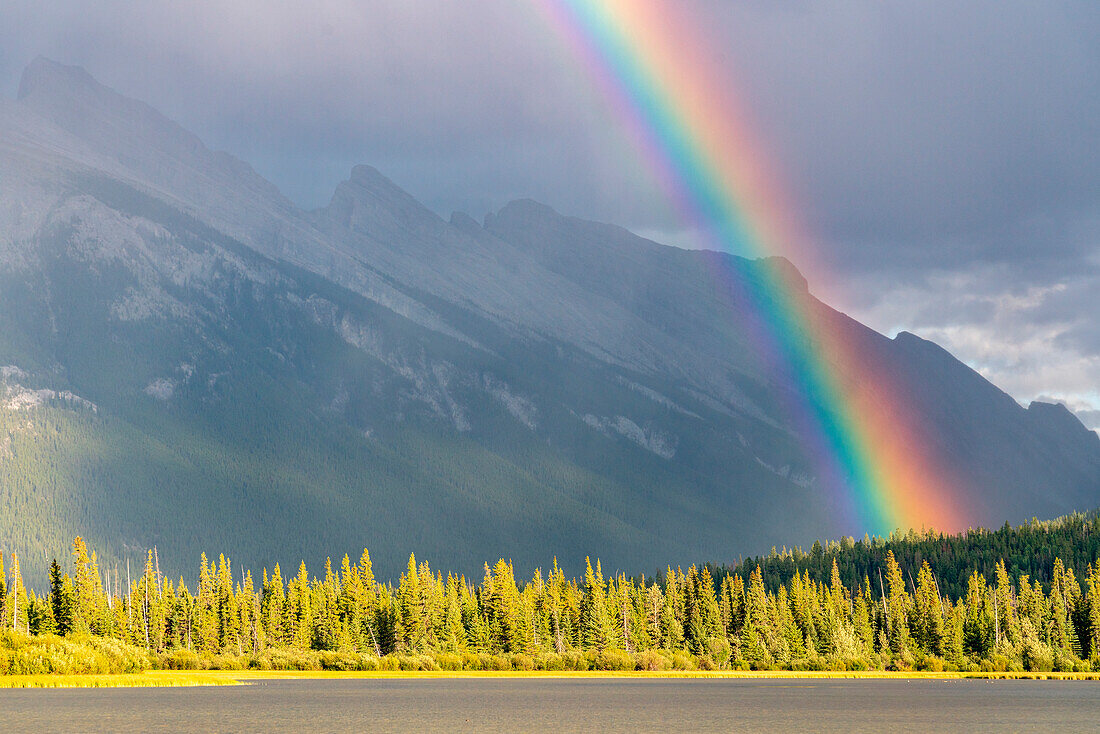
740 567 771 668
288 561 313 650
911 561 945 657
71 537 96 634
262 564 286 646
441 574 466 653
312 557 341 651
396 553 423 652
579 557 611 651
49 558 74 636
962 571 993 660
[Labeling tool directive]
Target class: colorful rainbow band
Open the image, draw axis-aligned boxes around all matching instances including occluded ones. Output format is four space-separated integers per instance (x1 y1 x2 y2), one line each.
534 0 964 535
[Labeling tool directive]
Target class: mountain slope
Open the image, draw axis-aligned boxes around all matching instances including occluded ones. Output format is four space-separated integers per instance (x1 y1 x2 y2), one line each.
1 59 1097 585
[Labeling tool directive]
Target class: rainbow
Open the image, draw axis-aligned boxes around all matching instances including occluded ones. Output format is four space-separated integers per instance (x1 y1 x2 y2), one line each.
534 0 966 534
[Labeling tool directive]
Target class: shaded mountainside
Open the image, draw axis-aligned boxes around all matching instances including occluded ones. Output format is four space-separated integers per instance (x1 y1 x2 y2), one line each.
1 58 1098 586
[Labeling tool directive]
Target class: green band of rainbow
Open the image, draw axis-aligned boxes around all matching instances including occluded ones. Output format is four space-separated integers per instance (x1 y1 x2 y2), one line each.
535 0 965 535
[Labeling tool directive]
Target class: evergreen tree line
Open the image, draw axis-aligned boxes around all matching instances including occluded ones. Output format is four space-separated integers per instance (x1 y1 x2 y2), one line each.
724 510 1100 600
4 532 1100 673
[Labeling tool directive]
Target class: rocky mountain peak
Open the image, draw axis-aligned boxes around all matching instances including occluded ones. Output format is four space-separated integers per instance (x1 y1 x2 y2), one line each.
755 256 808 294
17 57 99 103
14 57 286 216
1029 401 1100 447
17 57 204 160
326 164 442 234
486 198 561 230
448 211 482 235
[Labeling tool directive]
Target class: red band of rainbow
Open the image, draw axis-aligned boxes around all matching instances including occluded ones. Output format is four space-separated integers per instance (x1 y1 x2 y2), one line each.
534 0 966 535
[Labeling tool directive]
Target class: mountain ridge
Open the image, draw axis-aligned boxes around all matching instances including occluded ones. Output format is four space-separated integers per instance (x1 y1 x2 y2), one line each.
0 58 1097 586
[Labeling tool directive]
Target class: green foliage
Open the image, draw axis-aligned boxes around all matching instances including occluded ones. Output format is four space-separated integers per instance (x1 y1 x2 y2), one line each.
5 515 1100 674
636 649 673 671
0 631 152 674
724 511 1100 599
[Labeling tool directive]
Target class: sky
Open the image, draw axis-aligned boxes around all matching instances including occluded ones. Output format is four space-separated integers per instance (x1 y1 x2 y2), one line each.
2 0 1098 430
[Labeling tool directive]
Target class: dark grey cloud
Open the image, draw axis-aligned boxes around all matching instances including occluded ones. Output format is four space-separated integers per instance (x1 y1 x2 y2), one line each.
1 0 1098 423
706 1 1100 273
3 1 1097 262
0 0 671 223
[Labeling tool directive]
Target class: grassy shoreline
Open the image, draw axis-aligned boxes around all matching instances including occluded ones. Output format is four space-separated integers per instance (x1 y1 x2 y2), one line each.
4 669 1100 688
0 671 236 688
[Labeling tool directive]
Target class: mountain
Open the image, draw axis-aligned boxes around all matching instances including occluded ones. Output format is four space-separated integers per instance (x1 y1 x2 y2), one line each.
1 58 1098 584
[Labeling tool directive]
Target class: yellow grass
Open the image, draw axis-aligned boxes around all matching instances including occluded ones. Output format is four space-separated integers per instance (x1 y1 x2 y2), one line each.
0 671 237 688
214 669 1100 682
3 668 1099 688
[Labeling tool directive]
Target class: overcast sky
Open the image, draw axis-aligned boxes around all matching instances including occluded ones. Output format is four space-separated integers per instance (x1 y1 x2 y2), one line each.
2 0 1098 430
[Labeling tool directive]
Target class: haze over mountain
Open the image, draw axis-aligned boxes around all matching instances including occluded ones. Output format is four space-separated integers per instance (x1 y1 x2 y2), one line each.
1 59 1098 584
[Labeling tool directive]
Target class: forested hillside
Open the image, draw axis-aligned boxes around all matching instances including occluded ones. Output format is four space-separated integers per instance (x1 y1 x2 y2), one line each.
724 511 1100 600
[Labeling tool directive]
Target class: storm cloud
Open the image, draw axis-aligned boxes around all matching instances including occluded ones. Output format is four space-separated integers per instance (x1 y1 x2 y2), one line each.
2 0 1098 427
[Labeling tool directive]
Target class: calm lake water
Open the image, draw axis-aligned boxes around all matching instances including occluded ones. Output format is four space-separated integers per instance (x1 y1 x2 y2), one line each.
3 678 1099 732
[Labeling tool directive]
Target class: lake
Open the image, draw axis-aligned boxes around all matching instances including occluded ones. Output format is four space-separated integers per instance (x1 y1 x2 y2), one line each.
3 677 1098 732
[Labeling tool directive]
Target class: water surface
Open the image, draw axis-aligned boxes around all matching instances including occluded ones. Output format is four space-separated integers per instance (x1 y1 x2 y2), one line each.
4 677 1098 732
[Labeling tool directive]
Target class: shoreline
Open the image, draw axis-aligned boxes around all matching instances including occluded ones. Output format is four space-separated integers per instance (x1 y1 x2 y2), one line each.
4 669 1100 688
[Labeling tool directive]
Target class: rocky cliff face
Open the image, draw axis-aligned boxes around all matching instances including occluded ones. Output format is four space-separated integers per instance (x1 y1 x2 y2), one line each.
0 58 1096 583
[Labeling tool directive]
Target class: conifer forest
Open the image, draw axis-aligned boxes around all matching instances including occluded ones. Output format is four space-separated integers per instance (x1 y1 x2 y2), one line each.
3 512 1100 675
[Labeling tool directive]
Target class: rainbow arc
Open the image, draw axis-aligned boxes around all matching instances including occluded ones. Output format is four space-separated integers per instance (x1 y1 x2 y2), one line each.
536 0 965 534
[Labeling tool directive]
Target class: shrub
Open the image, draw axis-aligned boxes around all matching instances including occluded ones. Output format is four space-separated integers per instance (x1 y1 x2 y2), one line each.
81 635 154 673
561 651 588 671
595 649 635 671
1022 641 1053 672
511 654 535 671
916 655 945 673
797 657 815 671
0 633 152 675
435 653 463 671
703 637 731 667
393 654 439 671
460 652 488 671
204 653 247 670
670 652 697 670
635 649 672 672
533 652 565 671
320 651 362 671
258 648 323 671
843 657 869 672
488 654 512 671
160 648 201 670
1052 651 1076 673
